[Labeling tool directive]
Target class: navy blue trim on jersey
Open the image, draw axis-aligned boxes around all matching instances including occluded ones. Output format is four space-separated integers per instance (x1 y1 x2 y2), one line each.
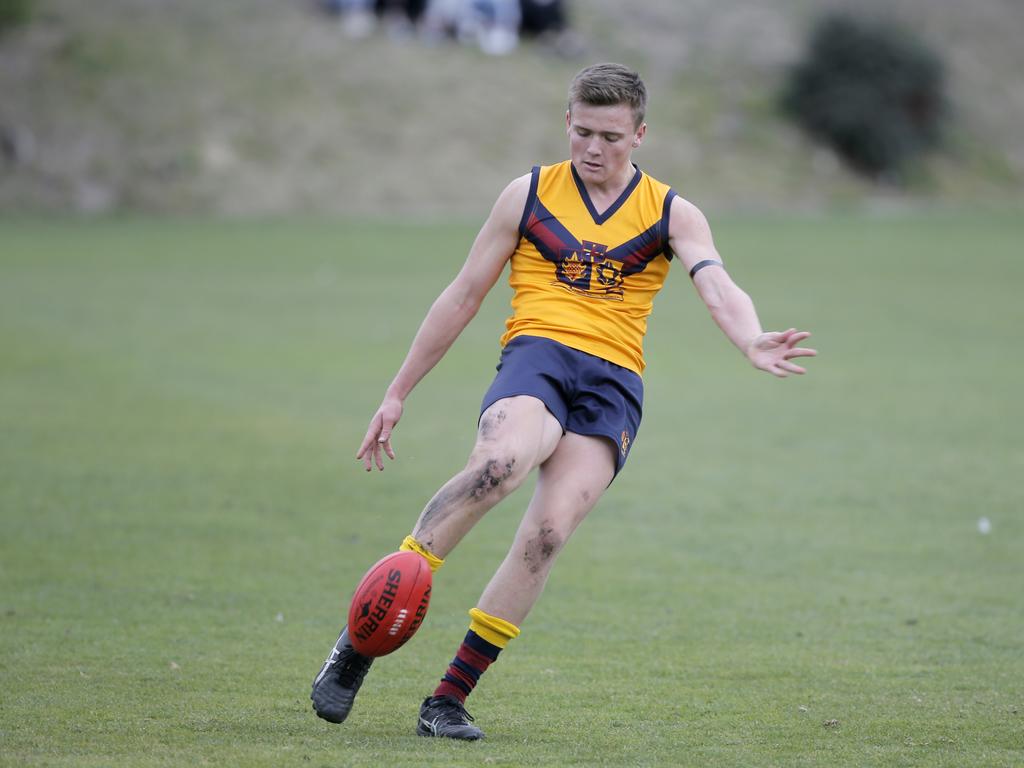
522 198 582 264
661 188 678 261
518 166 541 237
570 162 642 225
519 164 673 283
607 222 665 276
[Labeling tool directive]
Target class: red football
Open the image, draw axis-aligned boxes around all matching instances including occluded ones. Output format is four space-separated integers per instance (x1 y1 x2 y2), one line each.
347 550 432 657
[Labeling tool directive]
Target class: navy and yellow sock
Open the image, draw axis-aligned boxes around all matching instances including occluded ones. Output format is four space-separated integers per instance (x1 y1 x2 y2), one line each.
434 608 520 703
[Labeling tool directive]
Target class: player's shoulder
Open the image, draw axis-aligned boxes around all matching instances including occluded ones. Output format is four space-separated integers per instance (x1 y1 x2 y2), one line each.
493 171 533 203
485 172 534 231
666 193 712 238
504 171 533 196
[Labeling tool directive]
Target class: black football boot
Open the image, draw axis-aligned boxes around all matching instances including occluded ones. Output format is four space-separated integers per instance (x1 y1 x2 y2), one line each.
416 695 485 740
310 626 374 724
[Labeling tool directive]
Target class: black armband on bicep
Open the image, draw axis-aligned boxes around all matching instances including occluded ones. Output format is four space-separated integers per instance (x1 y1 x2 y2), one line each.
688 259 724 279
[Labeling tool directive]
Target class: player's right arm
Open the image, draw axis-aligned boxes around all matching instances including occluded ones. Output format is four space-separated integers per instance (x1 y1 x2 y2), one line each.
356 174 531 471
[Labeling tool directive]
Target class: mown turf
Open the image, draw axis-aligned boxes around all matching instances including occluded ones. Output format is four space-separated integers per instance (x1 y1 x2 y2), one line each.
1 214 1021 767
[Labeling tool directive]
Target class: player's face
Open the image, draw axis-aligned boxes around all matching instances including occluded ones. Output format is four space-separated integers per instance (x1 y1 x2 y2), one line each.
567 102 645 187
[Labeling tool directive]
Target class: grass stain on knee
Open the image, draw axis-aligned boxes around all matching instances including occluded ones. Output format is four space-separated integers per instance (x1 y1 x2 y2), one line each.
415 457 517 539
470 457 515 500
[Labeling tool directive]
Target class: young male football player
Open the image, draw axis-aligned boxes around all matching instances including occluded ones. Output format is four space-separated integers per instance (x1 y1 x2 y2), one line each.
311 62 816 740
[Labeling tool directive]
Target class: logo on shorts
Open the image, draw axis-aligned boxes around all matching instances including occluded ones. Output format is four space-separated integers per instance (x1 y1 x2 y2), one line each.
555 240 624 300
620 430 631 457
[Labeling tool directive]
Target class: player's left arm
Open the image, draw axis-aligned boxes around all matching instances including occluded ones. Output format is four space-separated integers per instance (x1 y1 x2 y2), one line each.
667 196 817 377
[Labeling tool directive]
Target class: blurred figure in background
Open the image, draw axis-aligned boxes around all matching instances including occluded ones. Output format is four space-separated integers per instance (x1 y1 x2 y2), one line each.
324 0 577 56
422 0 520 55
473 0 521 56
520 0 582 58
321 0 426 40
418 0 469 43
380 0 427 39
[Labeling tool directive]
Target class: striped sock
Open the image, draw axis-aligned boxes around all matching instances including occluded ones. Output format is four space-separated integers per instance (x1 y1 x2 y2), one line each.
433 630 501 703
433 608 521 703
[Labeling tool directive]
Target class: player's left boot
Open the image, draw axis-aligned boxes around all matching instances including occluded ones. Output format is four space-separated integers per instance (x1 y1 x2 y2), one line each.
310 626 374 724
416 695 485 740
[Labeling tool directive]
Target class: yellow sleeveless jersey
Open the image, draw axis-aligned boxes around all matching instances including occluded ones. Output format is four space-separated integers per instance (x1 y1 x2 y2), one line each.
500 160 677 375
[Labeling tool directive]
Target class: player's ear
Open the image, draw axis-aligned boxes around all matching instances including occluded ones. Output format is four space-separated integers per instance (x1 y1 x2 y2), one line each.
565 109 572 133
633 122 647 147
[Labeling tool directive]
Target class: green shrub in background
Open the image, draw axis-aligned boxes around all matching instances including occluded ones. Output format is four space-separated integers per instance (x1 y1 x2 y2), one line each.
0 0 32 34
781 12 948 179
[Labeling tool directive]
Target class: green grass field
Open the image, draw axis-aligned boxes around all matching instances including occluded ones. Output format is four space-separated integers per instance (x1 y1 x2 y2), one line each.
1 214 1022 767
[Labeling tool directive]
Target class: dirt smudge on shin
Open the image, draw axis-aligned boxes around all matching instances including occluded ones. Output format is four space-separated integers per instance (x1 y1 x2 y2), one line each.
522 524 560 574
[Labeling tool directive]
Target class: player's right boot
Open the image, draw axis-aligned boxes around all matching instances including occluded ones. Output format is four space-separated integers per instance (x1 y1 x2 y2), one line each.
416 695 485 740
310 626 374 724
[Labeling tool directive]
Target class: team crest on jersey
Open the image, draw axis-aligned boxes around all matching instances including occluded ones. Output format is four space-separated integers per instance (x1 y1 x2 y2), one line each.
620 430 631 457
554 240 624 300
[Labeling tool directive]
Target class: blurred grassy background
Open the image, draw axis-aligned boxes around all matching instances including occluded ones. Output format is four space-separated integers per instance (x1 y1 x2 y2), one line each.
1 0 1023 215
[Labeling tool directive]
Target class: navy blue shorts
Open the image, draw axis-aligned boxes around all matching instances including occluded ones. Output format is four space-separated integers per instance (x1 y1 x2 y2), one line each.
480 335 644 477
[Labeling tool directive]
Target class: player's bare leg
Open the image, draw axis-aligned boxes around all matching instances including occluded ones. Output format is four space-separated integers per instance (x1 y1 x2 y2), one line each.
418 432 616 740
410 395 563 558
476 431 616 624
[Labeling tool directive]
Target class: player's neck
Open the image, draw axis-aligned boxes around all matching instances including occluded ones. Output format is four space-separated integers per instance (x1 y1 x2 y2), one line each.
582 162 637 201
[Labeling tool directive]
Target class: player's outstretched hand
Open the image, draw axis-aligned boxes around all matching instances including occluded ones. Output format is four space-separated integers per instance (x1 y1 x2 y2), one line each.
746 329 817 378
356 397 403 471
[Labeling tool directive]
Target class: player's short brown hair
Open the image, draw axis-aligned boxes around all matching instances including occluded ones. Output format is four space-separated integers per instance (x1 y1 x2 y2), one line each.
568 63 647 128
